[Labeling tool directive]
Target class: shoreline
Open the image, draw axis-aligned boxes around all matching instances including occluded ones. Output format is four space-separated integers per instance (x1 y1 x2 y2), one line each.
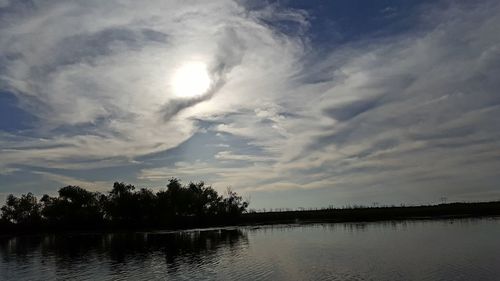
2 201 499 236
239 201 500 225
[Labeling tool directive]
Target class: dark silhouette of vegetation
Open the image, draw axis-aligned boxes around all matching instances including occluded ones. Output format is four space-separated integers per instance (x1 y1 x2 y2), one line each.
0 178 249 233
240 201 500 225
1 193 42 226
2 178 499 234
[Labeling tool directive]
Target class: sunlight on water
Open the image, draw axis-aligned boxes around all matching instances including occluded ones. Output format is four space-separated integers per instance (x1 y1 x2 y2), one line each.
1 218 500 280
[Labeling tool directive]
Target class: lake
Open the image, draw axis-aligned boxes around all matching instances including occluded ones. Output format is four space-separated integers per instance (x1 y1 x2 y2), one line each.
1 218 499 280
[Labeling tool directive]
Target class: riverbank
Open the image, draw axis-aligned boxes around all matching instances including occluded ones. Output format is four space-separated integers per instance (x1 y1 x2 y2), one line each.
239 201 500 225
2 201 500 236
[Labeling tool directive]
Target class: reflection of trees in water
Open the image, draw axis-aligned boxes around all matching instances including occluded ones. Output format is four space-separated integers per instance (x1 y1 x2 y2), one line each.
105 229 247 265
0 229 248 270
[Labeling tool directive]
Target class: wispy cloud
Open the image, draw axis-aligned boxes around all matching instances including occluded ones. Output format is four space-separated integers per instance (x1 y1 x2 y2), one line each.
1 0 500 207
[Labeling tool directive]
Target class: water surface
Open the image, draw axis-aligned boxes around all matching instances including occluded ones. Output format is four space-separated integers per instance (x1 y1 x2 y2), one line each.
1 218 499 280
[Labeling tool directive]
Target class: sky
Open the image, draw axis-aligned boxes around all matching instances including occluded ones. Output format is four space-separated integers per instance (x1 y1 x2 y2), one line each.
1 0 500 209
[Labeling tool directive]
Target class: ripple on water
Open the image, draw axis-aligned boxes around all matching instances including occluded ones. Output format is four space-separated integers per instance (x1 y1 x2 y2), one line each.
1 219 500 280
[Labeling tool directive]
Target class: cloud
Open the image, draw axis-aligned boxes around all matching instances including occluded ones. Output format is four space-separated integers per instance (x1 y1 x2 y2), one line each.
1 0 500 206
0 0 305 170
323 98 380 122
32 171 112 193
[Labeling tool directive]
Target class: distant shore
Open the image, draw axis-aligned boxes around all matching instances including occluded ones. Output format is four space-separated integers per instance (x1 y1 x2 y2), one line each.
2 201 499 236
239 201 500 225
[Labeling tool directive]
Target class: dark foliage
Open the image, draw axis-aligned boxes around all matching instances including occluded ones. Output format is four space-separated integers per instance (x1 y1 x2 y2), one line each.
1 193 41 226
241 201 500 225
41 186 105 227
0 178 249 232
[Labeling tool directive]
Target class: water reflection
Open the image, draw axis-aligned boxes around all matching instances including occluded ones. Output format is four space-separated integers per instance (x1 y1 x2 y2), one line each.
1 229 247 280
1 218 500 281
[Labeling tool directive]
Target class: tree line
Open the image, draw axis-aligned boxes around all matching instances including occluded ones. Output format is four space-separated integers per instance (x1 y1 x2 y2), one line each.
0 178 249 231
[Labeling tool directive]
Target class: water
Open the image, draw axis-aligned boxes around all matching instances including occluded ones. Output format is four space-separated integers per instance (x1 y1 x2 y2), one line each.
1 218 499 280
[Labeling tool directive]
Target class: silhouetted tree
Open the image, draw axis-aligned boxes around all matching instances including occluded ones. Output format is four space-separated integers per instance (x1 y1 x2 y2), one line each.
166 178 184 216
105 182 137 223
0 179 249 231
187 181 222 217
1 193 41 225
40 186 104 226
135 188 157 224
219 188 249 218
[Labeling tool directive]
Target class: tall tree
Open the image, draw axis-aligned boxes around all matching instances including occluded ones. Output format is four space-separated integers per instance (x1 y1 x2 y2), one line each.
1 193 41 225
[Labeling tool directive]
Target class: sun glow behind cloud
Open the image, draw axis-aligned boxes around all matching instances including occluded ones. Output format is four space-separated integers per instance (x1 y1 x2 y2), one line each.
172 62 211 98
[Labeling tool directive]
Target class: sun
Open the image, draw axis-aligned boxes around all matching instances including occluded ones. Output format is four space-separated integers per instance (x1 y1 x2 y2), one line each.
172 62 211 98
